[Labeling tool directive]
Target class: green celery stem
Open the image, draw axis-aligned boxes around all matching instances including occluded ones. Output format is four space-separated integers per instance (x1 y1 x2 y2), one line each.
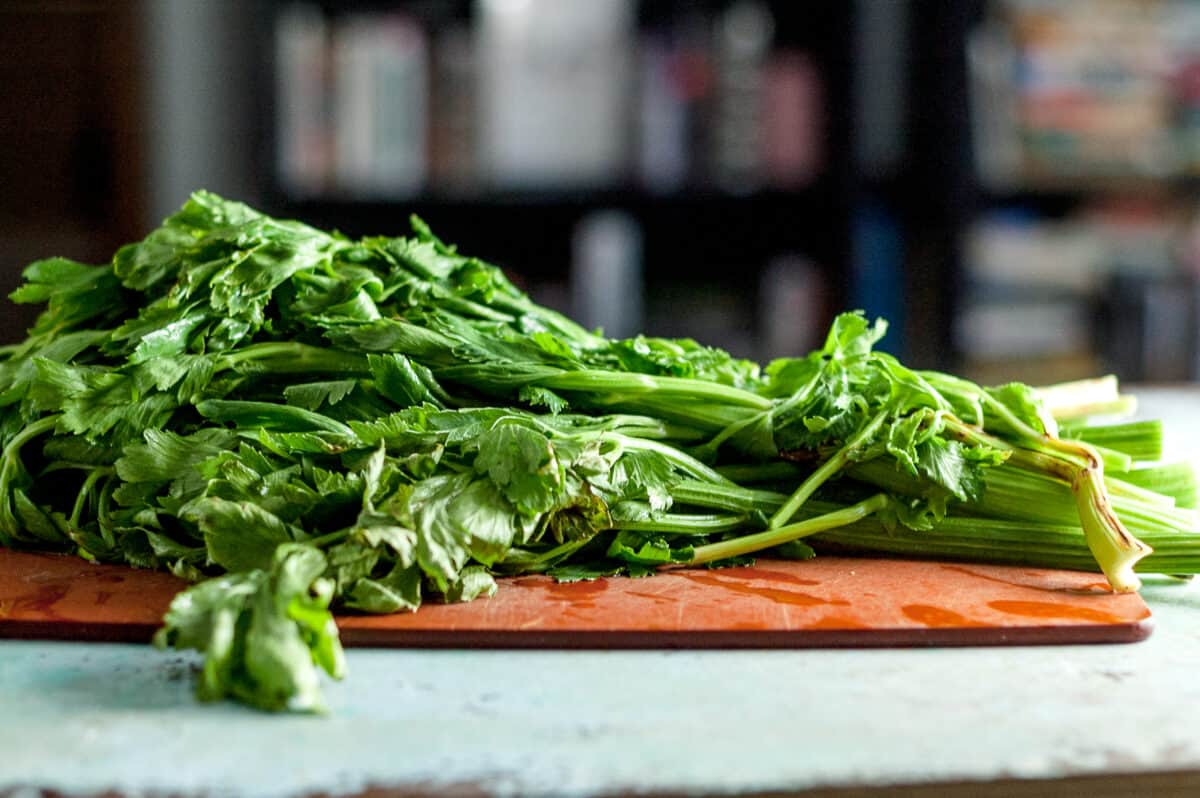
688 493 888 566
769 409 889 529
538 370 772 411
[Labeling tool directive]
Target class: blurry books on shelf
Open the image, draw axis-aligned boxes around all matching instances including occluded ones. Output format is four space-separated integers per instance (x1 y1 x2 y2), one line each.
963 0 1200 383
428 24 475 193
274 4 329 197
635 24 703 193
1175 19 1200 174
958 202 1197 383
332 14 428 197
762 49 823 191
957 295 1094 362
570 211 644 339
635 1 823 194
709 0 772 192
274 6 428 198
1105 272 1198 383
957 211 1103 377
758 254 826 360
476 0 633 189
271 1 825 201
969 0 1200 189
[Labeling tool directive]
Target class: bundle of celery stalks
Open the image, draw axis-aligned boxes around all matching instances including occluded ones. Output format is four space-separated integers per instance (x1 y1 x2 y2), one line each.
1 192 1195 711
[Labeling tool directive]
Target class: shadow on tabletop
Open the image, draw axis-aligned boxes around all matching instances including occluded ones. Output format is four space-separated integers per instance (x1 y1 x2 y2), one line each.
3 641 222 713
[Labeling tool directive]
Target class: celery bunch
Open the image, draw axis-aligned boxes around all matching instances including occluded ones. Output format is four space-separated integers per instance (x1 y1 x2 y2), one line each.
1 191 1195 712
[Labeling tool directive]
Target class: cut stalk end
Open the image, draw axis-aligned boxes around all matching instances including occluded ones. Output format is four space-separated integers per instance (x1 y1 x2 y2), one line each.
1073 464 1153 593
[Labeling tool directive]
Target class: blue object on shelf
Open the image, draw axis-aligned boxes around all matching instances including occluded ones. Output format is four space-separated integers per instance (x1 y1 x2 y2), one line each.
850 199 904 356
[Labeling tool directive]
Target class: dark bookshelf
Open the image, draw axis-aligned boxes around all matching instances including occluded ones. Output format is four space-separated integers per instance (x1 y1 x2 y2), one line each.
258 0 862 358
275 185 845 279
0 3 146 345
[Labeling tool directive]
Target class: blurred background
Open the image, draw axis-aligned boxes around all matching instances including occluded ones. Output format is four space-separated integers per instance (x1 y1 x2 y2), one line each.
1 0 1198 384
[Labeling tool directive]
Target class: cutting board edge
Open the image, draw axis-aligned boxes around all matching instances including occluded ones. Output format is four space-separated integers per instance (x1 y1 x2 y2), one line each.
1 616 1154 648
0 619 160 644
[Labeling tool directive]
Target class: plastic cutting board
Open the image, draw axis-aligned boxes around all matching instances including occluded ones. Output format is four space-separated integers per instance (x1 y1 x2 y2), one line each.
0 548 1152 647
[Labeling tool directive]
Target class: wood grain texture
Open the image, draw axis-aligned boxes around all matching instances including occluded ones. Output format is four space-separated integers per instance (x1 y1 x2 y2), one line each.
0 548 1152 647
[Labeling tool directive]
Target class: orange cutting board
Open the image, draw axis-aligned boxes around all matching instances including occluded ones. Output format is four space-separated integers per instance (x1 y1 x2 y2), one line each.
0 548 1151 647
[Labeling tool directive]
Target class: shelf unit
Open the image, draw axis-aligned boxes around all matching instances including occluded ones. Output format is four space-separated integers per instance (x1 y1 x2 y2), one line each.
953 0 1200 383
0 3 146 345
257 0 862 361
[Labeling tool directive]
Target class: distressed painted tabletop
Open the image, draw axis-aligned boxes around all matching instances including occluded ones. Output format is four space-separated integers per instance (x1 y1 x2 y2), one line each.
3 389 1199 798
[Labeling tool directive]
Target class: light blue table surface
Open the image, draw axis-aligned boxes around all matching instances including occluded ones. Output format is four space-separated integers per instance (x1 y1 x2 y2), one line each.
3 390 1199 798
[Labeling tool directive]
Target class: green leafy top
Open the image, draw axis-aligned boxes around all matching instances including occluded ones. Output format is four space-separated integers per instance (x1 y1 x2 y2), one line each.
0 191 1165 714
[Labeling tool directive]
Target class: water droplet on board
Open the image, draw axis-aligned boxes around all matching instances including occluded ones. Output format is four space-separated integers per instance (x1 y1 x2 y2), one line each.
703 565 821 587
987 600 1121 624
539 577 609 609
678 571 847 608
13 583 69 619
901 603 985 628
